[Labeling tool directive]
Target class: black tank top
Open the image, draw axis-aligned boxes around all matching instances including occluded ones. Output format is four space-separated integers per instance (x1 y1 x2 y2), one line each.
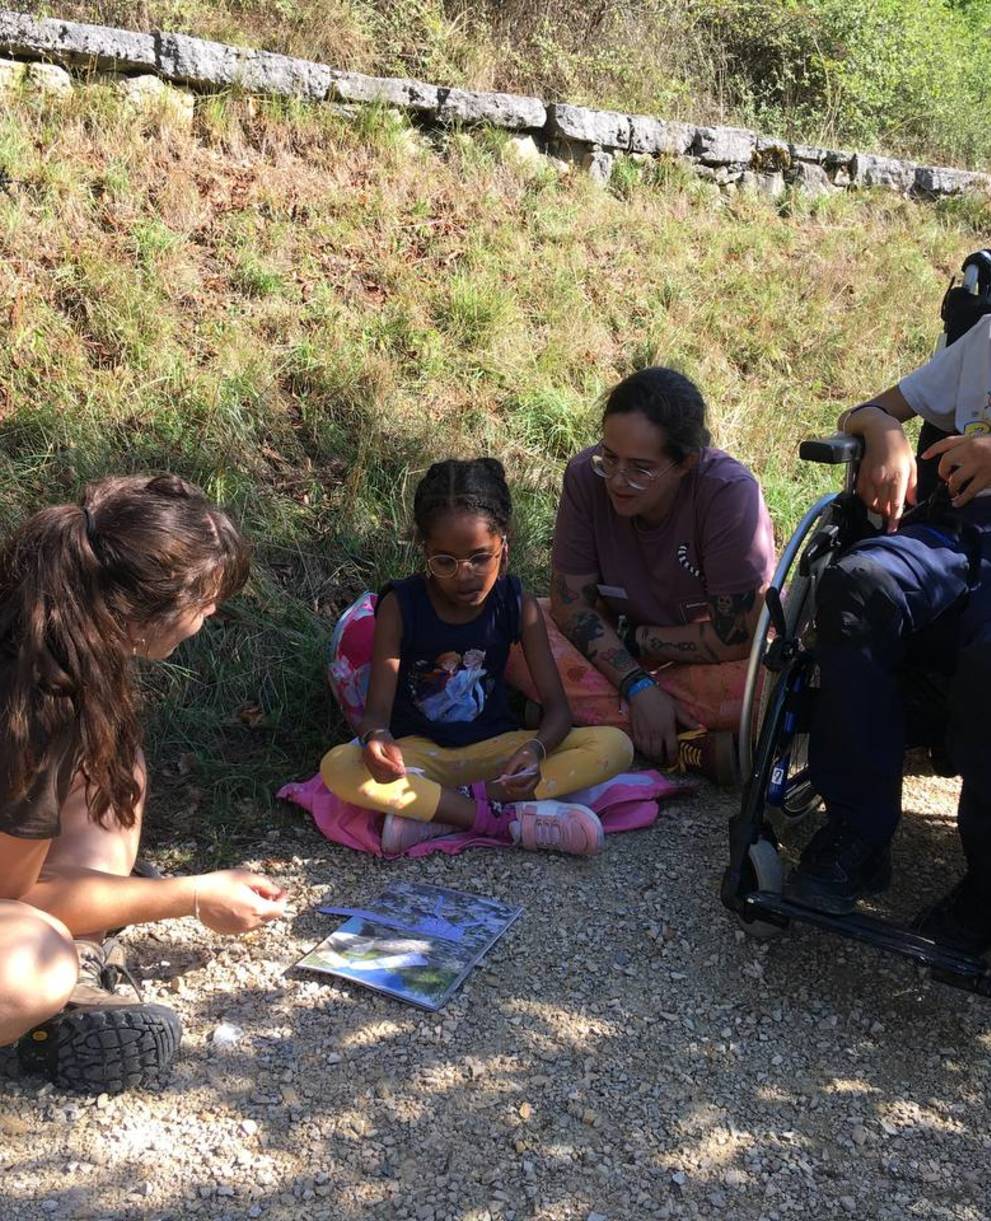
382 573 522 748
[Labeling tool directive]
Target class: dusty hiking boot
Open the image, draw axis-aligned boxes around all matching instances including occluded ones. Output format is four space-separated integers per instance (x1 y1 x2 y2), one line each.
17 937 182 1094
675 729 738 787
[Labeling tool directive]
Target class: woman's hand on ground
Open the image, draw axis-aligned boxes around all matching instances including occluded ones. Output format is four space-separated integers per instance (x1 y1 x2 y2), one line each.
194 870 288 934
363 735 406 783
628 682 697 765
487 743 542 804
921 432 991 507
857 424 917 531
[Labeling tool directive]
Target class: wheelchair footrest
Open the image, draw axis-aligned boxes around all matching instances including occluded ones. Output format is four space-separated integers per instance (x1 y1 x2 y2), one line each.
745 892 991 995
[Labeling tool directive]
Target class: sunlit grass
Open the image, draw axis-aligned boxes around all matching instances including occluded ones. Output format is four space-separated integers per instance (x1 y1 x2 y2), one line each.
0 84 986 854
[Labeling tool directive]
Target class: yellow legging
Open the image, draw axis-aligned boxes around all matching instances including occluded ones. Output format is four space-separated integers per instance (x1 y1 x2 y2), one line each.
321 726 634 823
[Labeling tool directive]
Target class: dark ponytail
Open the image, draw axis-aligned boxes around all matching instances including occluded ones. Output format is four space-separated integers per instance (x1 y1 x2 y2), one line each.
603 366 711 463
0 474 250 828
412 458 512 539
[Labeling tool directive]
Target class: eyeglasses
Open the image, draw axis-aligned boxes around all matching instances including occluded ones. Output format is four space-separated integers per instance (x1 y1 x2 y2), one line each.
590 448 674 492
426 546 504 580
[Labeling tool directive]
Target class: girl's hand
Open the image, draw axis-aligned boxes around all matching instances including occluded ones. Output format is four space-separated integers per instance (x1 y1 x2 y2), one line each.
628 682 698 766
363 734 406 783
487 742 542 803
194 870 288 935
856 423 917 532
922 432 991 507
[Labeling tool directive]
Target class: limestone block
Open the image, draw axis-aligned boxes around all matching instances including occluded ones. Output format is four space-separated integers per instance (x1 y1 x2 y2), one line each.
790 160 833 196
789 142 828 164
822 148 854 170
914 165 990 197
438 87 545 129
629 114 694 156
740 170 785 199
693 125 756 165
25 62 72 95
157 32 331 99
0 56 25 89
117 73 194 125
582 150 614 185
0 11 156 72
548 102 631 150
502 134 545 168
850 152 916 192
330 71 439 113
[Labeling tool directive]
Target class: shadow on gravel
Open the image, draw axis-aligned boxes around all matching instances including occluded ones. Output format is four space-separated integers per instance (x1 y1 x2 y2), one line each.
2 779 988 1220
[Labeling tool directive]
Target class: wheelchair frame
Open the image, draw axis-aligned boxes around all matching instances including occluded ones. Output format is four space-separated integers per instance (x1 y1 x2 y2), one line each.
722 433 991 998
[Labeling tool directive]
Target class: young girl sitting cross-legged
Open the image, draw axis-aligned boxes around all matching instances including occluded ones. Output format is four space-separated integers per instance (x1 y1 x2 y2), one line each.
321 458 634 856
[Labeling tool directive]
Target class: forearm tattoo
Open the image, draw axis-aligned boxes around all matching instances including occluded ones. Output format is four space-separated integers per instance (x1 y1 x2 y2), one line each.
600 644 637 673
564 610 605 655
642 629 719 664
553 573 599 608
709 590 757 647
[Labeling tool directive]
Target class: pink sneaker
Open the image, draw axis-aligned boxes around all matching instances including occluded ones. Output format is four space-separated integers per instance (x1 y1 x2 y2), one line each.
508 800 604 857
380 814 458 855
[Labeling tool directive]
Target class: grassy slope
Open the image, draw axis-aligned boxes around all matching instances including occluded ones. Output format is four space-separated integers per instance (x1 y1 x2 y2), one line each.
1 84 987 859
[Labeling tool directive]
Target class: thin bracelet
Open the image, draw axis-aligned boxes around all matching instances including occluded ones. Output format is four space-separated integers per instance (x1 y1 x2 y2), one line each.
192 882 201 923
526 738 547 761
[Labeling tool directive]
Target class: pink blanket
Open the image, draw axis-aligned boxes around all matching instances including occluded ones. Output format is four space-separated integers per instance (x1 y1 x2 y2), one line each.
277 769 688 859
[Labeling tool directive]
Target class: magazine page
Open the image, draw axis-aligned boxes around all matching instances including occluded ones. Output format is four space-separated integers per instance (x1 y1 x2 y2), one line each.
296 883 522 1011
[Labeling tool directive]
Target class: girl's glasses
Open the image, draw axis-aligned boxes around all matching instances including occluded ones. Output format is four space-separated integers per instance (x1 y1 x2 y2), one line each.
426 547 504 580
590 448 674 492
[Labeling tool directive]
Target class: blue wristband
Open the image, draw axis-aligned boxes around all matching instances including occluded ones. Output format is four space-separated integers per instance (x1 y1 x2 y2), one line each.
624 675 654 701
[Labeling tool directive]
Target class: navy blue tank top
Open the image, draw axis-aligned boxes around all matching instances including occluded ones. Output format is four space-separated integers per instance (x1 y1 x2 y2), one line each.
382 573 523 748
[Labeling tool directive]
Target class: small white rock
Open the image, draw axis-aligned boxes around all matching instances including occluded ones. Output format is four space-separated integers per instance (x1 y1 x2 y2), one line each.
211 1022 245 1049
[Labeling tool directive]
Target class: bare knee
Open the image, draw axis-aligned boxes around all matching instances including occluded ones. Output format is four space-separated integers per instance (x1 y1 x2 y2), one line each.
0 903 77 1045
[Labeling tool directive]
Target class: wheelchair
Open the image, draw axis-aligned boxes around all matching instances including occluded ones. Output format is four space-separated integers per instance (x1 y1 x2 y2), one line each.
721 432 991 998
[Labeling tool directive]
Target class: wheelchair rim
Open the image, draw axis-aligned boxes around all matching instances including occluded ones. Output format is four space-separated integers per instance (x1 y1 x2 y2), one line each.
738 492 837 778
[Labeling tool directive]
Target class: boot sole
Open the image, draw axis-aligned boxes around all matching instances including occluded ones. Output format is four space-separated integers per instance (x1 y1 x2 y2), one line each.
18 1003 182 1094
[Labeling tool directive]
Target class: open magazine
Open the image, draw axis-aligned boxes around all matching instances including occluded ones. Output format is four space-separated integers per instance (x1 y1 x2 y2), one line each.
296 882 522 1011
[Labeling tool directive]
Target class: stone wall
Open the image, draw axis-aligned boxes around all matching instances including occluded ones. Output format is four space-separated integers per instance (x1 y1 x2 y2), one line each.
1 8 988 202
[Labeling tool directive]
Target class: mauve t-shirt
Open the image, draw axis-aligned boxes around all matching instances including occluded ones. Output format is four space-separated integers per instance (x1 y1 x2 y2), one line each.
552 447 776 628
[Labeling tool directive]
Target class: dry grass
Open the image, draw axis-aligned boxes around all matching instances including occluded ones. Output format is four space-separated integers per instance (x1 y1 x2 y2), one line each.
1 82 985 848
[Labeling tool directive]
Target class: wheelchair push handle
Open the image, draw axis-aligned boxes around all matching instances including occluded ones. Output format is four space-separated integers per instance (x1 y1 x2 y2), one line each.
799 432 865 465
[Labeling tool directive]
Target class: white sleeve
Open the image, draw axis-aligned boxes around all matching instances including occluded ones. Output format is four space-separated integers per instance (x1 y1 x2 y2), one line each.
899 315 991 432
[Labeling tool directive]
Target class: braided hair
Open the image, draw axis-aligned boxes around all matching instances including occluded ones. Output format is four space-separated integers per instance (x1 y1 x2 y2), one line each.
412 458 512 540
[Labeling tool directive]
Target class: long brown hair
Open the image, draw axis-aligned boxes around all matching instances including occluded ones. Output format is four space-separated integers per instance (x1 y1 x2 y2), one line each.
0 474 251 827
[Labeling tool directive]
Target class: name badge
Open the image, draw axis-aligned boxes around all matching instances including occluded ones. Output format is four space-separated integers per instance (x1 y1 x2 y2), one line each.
597 584 628 600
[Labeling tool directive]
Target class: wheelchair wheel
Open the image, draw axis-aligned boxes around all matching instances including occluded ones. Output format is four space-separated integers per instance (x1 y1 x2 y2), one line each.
736 834 786 941
739 492 836 783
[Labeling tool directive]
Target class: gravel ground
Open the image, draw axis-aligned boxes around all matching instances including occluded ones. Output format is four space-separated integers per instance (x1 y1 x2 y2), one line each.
2 772 990 1221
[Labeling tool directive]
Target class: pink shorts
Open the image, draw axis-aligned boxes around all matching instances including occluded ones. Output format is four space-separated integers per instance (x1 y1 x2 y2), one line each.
504 599 747 733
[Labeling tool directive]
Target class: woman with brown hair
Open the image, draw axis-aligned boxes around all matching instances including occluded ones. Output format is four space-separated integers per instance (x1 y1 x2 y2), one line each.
0 474 287 1092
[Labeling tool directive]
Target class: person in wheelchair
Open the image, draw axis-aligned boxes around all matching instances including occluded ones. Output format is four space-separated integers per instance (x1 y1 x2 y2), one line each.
786 310 991 956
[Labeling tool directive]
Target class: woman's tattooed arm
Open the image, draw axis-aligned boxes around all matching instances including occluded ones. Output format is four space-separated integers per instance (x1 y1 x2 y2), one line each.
635 589 762 665
549 569 641 689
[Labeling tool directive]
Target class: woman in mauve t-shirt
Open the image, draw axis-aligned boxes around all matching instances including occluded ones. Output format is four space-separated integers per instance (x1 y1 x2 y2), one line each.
507 366 775 782
0 476 287 1093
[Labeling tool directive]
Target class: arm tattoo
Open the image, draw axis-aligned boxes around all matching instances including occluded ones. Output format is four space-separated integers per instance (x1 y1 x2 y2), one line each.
552 575 600 608
564 610 606 656
709 590 757 647
600 645 636 672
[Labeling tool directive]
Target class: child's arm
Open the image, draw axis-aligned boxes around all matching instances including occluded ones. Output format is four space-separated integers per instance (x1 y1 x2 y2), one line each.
494 593 572 799
356 592 406 783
